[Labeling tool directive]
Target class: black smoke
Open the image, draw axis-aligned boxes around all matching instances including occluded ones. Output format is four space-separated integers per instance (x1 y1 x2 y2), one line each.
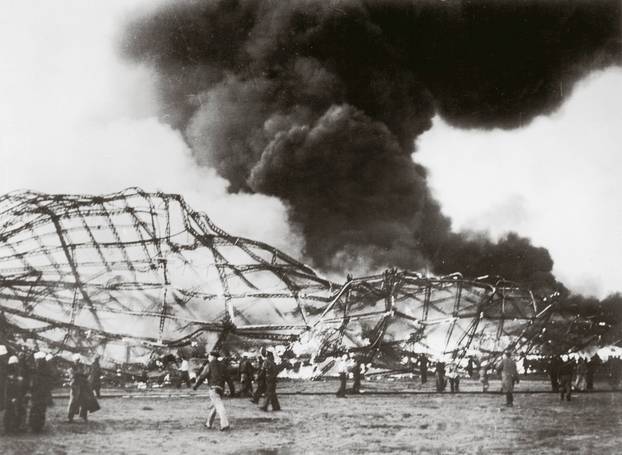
121 0 621 290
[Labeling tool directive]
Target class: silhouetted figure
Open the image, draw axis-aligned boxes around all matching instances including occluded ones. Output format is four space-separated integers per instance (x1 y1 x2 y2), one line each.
419 355 428 384
4 356 26 433
498 351 519 407
90 356 102 398
238 354 254 397
336 354 349 398
250 354 265 404
435 362 446 392
586 355 600 391
559 357 575 401
259 351 281 411
29 352 51 432
351 359 362 394
548 356 562 392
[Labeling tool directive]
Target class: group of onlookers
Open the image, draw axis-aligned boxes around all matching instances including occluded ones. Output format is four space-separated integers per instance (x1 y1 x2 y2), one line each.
0 346 101 433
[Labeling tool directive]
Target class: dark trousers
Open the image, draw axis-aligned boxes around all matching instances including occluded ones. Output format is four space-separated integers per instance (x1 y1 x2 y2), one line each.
421 369 427 384
549 372 559 392
225 376 236 397
259 381 280 411
251 380 265 403
241 374 253 397
336 373 347 397
559 374 572 401
449 377 460 393
505 392 513 406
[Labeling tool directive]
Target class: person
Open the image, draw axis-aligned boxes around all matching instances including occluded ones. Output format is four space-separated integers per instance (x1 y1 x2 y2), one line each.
177 355 191 389
498 350 519 407
45 353 58 406
259 351 281 411
90 355 102 398
250 353 266 404
586 354 600 392
574 358 587 392
419 354 428 384
238 353 254 398
479 361 490 392
222 354 236 397
0 345 8 412
29 351 51 432
67 354 100 422
466 357 474 379
335 354 349 398
447 362 460 393
548 355 562 392
193 350 230 431
435 361 446 392
558 355 574 401
4 355 26 433
351 357 363 394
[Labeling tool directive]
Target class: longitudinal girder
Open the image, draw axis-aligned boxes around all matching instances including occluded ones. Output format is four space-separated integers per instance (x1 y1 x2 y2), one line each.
0 188 551 371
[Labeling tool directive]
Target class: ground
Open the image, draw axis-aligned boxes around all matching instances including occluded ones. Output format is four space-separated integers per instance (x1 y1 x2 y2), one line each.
1 379 621 454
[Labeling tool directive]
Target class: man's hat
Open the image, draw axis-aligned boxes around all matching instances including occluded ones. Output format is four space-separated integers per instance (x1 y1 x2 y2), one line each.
8 355 18 365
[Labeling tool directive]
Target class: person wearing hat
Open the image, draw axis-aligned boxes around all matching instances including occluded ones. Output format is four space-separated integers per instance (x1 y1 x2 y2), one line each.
4 355 26 432
193 350 230 431
498 350 519 406
29 352 51 432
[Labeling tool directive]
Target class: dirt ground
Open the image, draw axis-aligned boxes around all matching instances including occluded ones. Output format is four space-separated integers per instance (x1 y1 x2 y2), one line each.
1 379 621 454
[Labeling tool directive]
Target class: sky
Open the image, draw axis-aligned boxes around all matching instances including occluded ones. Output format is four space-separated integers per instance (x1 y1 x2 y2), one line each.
1 1 621 297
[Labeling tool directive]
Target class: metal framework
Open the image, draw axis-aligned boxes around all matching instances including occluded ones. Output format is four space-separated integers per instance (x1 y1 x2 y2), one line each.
0 188 553 372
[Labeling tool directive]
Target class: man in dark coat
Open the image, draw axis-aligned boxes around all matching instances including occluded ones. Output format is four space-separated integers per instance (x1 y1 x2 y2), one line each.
90 356 102 398
558 356 574 401
0 345 7 411
250 354 266 404
194 350 230 430
498 350 519 407
238 353 254 397
29 352 51 432
67 354 100 422
259 351 281 411
3 355 26 433
419 354 428 384
435 361 446 392
548 356 562 392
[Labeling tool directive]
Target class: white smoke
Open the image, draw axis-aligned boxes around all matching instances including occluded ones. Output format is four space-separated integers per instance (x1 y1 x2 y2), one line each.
0 0 303 257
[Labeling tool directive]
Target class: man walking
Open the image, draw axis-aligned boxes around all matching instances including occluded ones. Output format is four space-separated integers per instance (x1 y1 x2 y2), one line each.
193 351 230 431
498 350 519 407
259 351 281 411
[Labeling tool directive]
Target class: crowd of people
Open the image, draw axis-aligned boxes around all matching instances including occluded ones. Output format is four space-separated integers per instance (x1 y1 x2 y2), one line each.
2 343 622 434
0 346 101 433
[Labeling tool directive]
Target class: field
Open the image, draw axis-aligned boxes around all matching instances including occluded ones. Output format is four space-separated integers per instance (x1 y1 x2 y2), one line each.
1 379 621 454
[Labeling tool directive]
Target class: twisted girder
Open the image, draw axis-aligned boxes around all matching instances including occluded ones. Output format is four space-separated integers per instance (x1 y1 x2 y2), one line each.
0 189 554 371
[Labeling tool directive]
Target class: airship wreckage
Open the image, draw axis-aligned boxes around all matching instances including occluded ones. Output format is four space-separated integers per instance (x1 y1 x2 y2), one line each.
0 188 613 375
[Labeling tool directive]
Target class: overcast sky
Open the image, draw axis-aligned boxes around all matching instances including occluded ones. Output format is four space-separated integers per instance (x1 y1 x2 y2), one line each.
1 1 621 297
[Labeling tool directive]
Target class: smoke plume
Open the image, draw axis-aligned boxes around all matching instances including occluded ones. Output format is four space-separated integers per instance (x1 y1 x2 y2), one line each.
122 0 621 290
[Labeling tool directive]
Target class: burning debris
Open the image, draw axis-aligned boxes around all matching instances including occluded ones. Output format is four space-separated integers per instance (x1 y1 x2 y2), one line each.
0 188 562 375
